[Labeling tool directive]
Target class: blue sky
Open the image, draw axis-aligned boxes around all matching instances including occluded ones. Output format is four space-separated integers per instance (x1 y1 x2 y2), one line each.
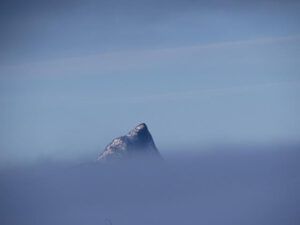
0 0 300 165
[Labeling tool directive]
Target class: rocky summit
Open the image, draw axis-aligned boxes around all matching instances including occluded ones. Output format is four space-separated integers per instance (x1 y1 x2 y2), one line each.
97 123 162 161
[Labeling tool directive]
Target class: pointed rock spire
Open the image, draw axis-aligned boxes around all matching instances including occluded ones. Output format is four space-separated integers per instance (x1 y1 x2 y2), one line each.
97 123 162 161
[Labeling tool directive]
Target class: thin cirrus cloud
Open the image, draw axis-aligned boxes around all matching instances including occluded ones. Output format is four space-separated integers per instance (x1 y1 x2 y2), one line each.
1 34 299 78
1 0 300 63
104 81 300 104
43 80 299 106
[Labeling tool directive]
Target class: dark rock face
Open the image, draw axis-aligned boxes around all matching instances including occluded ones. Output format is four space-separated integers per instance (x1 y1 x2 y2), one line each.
97 123 162 161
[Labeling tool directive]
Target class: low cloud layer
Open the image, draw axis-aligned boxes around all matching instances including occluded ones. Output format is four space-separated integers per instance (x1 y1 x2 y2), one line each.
1 145 299 225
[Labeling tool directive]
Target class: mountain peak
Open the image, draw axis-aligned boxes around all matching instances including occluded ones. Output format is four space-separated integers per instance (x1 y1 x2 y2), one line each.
135 123 147 131
97 123 162 161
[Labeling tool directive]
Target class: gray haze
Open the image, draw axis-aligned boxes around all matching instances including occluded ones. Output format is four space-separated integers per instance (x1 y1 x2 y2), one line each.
1 146 299 225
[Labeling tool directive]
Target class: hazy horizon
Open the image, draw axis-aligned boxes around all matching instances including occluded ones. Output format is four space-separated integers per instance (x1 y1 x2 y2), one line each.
1 147 299 225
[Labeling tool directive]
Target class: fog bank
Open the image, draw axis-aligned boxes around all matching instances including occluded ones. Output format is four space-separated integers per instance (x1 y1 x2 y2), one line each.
1 145 299 225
